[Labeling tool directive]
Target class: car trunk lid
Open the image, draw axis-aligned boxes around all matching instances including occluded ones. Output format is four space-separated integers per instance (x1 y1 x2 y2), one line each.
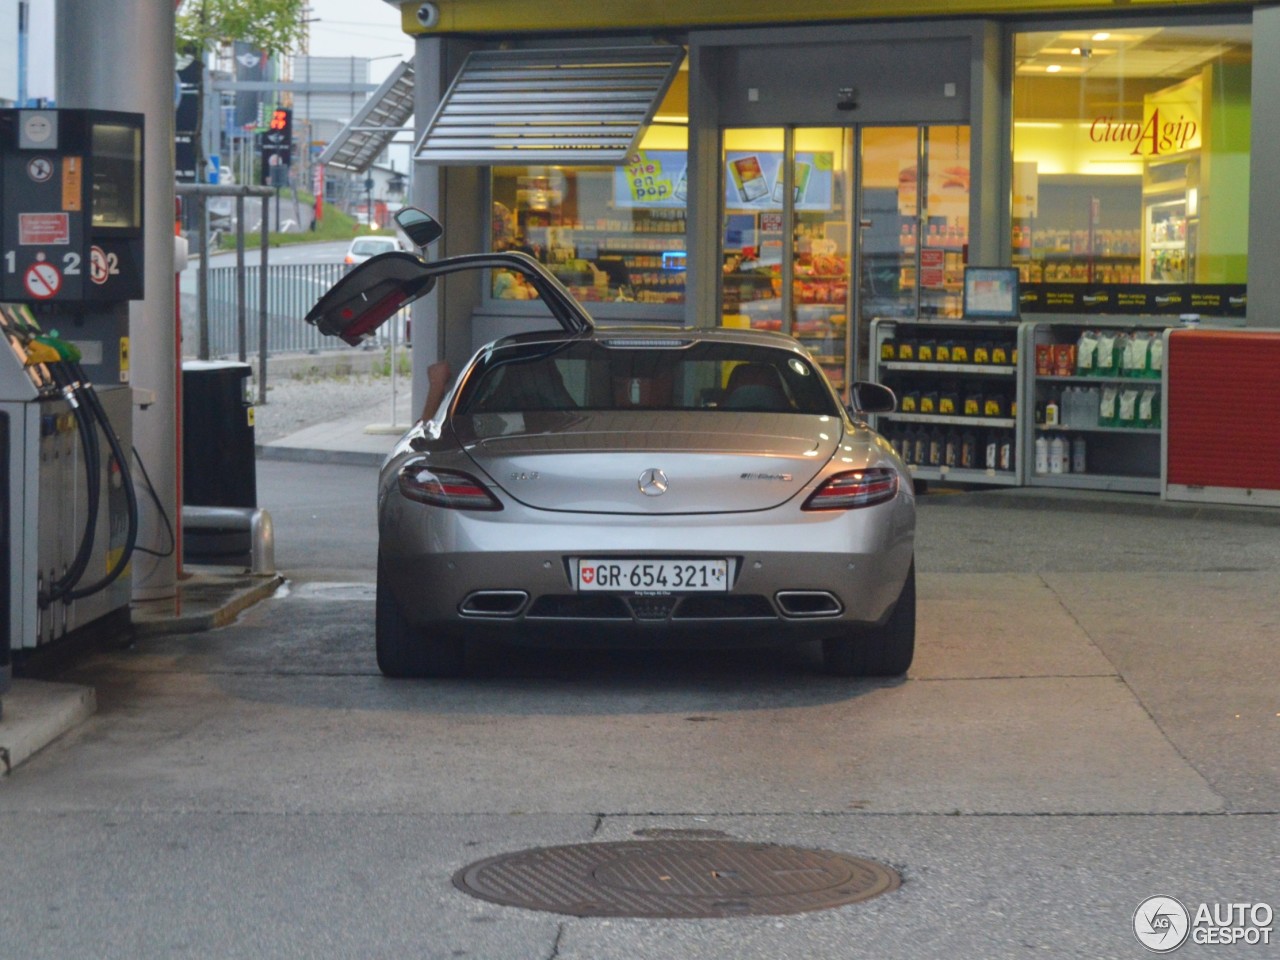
457 411 842 514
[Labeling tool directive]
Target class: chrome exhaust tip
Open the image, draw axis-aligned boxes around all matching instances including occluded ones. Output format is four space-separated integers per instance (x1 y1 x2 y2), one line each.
775 591 843 618
459 590 529 618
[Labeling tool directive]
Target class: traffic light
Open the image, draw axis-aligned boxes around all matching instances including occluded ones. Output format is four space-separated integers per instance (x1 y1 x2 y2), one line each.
259 107 293 184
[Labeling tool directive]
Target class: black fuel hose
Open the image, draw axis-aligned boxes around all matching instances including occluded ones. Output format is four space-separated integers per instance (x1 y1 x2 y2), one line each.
38 362 101 606
63 365 138 602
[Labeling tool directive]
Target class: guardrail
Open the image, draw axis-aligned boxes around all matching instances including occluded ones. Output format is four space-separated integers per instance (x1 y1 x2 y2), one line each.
201 262 406 356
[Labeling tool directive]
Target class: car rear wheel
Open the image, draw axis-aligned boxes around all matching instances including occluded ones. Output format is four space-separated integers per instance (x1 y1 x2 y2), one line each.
376 555 465 678
822 559 915 677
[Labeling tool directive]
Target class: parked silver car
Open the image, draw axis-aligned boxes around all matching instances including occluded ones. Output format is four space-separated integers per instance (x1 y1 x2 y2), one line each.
306 209 916 679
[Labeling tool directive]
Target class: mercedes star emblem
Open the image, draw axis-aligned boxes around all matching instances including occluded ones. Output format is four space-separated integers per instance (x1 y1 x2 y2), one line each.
638 468 669 497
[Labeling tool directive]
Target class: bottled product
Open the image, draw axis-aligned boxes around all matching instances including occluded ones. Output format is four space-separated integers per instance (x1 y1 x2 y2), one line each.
1071 435 1087 474
1035 434 1049 474
944 429 960 468
927 428 944 466
999 433 1014 472
1045 393 1060 426
984 432 999 471
960 430 977 469
1048 434 1068 474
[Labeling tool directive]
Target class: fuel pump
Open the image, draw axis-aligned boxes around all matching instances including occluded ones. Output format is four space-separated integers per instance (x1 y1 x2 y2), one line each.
1 109 145 659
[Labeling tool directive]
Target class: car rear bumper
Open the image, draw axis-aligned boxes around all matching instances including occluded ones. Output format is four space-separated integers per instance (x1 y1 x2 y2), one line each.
378 497 914 645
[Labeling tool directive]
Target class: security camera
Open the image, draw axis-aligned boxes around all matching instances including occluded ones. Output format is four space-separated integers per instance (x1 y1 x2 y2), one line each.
416 3 439 28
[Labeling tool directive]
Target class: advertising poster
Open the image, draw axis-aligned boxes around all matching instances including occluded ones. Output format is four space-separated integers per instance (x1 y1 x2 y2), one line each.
613 150 687 208
724 151 834 211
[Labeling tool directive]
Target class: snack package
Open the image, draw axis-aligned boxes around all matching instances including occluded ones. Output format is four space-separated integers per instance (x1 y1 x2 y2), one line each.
1148 334 1164 377
1125 334 1150 376
1036 344 1053 376
1077 330 1098 374
1053 343 1077 377
1096 333 1118 374
1118 389 1139 424
1139 388 1158 426
1099 386 1118 426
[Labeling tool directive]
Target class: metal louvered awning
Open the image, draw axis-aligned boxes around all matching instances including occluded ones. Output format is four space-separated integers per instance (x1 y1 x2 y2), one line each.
318 59 415 173
415 46 684 165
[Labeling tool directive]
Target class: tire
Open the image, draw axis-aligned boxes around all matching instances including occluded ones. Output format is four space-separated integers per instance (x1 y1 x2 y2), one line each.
822 559 916 678
376 555 465 678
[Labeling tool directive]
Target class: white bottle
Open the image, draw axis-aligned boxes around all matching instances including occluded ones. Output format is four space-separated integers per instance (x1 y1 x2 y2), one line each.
1035 435 1049 474
1045 394 1060 426
1071 435 1087 474
1049 434 1067 474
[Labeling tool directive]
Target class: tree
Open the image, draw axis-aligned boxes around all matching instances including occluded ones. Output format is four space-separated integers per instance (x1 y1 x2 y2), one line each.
176 0 308 242
177 0 309 58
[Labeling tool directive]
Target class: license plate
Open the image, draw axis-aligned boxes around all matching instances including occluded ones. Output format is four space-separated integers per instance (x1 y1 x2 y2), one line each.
576 559 729 593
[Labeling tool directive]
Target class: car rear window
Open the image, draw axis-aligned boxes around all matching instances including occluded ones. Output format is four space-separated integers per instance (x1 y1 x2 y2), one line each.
456 340 839 416
351 239 395 255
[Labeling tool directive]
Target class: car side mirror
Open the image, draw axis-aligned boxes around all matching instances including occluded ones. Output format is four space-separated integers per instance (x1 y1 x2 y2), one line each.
850 380 896 415
395 207 444 251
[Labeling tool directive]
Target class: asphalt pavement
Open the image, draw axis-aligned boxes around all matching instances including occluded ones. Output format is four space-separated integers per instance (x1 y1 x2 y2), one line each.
1 405 1277 959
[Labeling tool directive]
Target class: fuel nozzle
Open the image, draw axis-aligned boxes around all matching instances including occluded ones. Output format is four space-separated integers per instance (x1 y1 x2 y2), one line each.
32 331 82 363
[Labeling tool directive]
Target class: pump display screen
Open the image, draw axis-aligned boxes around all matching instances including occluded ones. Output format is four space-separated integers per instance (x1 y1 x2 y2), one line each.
91 123 141 229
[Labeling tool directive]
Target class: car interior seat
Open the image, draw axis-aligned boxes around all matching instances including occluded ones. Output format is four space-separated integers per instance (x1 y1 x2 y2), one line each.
723 362 793 411
479 359 578 412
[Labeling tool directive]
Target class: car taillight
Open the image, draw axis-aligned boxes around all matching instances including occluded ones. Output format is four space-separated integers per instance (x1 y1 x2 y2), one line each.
398 463 502 511
343 254 356 264
802 467 899 510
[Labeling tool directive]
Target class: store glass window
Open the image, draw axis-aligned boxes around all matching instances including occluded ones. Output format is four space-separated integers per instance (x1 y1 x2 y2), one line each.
488 68 688 309
720 128 854 387
1012 23 1251 293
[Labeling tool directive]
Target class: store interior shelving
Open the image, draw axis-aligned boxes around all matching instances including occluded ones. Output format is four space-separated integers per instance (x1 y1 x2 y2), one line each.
870 318 1023 485
1023 318 1170 493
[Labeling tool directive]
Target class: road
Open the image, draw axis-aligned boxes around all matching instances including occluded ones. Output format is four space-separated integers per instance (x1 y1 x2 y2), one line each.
0 463 1277 959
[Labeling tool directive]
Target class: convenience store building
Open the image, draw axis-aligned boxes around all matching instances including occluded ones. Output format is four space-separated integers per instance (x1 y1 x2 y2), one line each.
385 0 1279 504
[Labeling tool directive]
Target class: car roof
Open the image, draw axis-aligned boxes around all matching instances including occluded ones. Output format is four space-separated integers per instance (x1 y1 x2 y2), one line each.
483 324 810 353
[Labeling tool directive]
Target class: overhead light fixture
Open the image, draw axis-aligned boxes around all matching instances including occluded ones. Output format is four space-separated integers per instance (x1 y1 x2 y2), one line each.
1047 64 1063 73
1092 32 1112 42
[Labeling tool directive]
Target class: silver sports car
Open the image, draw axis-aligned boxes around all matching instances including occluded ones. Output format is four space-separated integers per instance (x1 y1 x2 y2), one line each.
306 209 916 679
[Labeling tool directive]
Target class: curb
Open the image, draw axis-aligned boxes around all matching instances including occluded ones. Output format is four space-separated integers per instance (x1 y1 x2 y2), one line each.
131 573 286 638
917 487 1280 526
0 681 96 775
256 444 386 467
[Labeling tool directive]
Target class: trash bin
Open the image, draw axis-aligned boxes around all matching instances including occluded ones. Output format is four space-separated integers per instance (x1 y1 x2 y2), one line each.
182 360 256 508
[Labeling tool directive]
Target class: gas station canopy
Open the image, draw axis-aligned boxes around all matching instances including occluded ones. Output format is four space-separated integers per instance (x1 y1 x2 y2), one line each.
413 46 684 165
317 59 415 174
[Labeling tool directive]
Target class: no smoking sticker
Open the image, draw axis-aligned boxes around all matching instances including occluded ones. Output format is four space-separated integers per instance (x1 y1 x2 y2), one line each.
27 157 54 182
24 260 62 299
90 246 110 285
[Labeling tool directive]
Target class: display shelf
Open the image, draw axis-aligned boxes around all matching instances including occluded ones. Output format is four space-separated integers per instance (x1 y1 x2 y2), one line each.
882 361 1016 376
1034 423 1159 435
871 317 1023 486
1023 317 1172 492
886 412 1017 429
1037 374 1160 384
906 465 1018 483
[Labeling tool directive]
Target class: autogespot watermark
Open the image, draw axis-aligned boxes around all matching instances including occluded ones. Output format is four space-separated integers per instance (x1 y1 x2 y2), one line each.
1133 896 1274 952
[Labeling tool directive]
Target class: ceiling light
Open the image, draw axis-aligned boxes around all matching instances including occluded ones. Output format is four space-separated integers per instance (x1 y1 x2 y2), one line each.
1092 32 1111 42
1046 64 1062 73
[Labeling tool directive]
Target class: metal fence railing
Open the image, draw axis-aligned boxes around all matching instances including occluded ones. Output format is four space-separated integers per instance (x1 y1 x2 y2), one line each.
204 262 383 358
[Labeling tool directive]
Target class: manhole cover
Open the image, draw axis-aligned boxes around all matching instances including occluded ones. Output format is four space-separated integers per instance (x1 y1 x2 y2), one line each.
452 840 900 918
